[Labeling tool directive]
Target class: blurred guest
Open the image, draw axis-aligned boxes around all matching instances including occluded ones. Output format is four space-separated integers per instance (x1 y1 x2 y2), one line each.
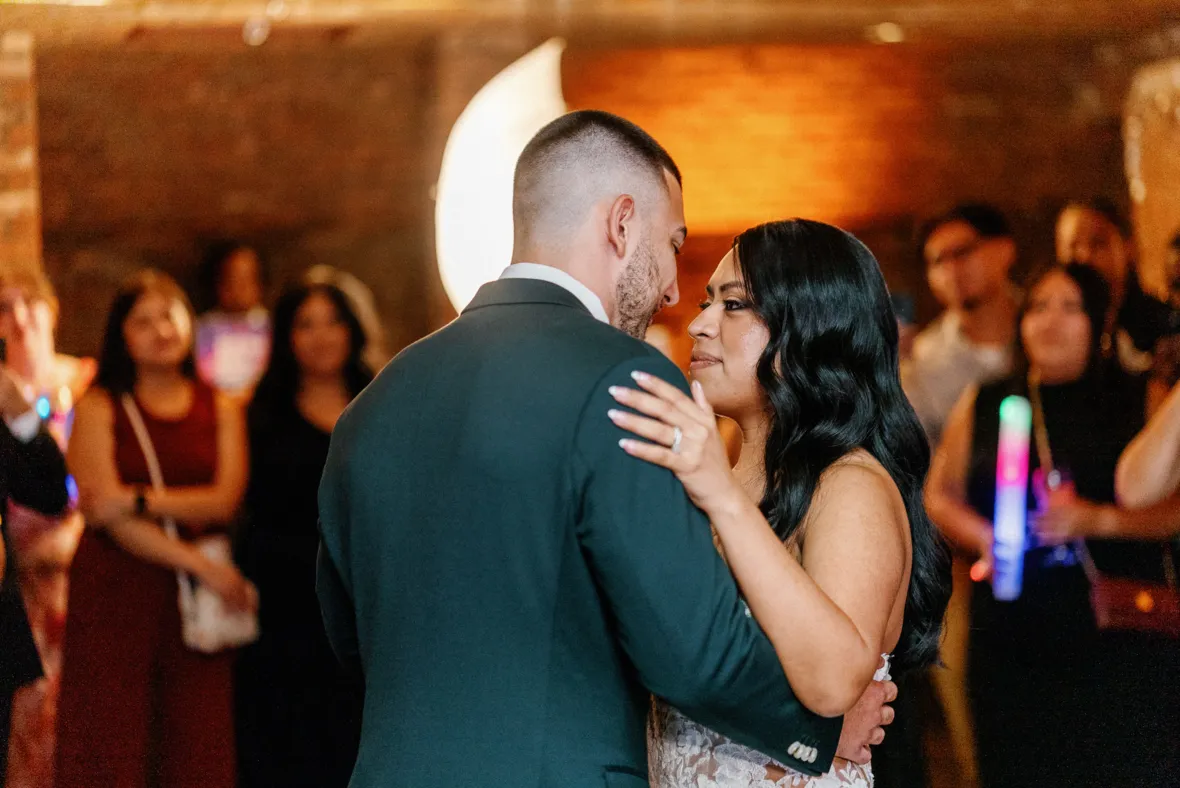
891 292 917 364
0 267 94 788
0 268 96 435
1145 232 1180 411
1055 198 1171 375
305 265 391 374
235 281 370 788
0 359 70 782
896 204 1017 788
1119 233 1180 508
1166 231 1180 312
196 242 272 401
56 270 253 788
926 263 1180 788
1117 377 1180 510
902 204 1018 445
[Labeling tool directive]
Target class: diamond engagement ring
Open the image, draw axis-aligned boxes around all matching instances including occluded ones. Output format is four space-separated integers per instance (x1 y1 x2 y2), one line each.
671 426 683 454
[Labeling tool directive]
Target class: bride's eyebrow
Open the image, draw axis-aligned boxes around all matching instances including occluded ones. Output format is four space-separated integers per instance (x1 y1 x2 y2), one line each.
704 281 744 299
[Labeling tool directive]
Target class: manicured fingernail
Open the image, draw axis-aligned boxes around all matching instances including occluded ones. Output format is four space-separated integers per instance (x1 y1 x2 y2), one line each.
619 438 635 450
631 370 649 382
607 409 624 421
609 386 628 399
692 380 702 393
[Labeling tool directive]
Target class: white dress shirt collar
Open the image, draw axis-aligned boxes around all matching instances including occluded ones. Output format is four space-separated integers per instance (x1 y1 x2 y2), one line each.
499 263 610 325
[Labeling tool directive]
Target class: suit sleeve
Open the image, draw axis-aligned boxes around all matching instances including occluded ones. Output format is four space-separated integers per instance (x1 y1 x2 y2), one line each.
571 353 843 775
4 425 69 517
316 428 362 674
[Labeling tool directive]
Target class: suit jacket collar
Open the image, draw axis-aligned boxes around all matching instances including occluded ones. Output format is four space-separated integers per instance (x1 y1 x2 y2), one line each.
463 278 595 318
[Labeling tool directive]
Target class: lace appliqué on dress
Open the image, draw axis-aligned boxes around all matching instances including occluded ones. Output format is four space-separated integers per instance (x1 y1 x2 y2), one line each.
647 656 891 788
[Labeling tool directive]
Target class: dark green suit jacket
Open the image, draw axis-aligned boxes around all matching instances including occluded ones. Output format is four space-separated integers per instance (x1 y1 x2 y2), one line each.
317 278 842 788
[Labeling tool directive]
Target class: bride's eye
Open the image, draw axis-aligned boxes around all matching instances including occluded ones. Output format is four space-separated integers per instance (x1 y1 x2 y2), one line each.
723 299 748 311
698 301 712 311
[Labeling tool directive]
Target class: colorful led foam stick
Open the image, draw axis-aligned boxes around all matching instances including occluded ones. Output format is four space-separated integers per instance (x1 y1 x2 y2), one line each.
992 395 1032 601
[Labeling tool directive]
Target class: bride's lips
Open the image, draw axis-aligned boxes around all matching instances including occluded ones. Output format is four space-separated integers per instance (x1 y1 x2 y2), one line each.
689 352 721 371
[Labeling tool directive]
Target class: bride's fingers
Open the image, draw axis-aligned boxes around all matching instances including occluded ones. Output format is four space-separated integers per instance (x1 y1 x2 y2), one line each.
609 385 684 427
608 409 678 447
618 437 680 471
630 371 713 426
690 380 714 419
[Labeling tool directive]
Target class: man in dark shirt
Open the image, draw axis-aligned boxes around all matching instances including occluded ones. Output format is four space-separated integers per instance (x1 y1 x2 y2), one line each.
1056 198 1172 374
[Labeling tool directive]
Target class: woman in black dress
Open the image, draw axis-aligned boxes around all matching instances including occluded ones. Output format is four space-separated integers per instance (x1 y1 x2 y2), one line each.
926 263 1180 788
235 280 373 788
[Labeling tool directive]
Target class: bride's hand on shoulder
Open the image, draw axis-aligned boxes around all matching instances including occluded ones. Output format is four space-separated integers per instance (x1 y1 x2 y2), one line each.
608 370 743 514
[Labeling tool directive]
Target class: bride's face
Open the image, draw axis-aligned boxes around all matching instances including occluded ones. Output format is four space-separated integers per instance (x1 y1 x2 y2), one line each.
687 250 769 421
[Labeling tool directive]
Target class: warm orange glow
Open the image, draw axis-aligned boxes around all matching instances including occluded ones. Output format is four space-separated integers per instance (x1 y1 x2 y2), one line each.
564 44 938 236
1135 590 1156 613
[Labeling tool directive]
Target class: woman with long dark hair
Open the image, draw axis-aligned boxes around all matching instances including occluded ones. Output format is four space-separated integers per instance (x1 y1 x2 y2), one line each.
611 219 950 787
57 269 253 788
926 263 1180 787
235 280 372 788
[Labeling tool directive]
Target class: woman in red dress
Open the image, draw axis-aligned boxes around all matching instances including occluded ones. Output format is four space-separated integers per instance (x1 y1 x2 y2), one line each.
56 270 254 788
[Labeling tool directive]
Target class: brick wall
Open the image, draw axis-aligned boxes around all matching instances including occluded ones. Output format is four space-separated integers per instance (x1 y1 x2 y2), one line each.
564 40 1165 345
22 30 1179 358
0 32 41 278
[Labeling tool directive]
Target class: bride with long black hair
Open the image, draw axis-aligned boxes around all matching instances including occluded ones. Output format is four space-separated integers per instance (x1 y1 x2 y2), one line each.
610 219 950 787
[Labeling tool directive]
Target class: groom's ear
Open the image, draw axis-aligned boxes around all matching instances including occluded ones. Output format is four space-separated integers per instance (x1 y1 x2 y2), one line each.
606 193 637 260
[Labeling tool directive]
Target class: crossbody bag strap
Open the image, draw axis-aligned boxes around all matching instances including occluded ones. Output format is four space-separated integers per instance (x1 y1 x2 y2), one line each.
1027 372 1101 583
120 394 198 612
119 394 185 548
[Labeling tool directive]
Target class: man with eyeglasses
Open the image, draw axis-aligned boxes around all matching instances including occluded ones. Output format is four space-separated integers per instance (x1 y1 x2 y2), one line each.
902 204 1019 446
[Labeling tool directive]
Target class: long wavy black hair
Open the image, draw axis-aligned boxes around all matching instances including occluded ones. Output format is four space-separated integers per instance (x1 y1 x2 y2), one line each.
249 281 373 436
732 219 951 673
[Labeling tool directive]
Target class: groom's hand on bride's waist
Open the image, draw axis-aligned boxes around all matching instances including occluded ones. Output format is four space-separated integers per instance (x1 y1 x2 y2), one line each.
834 678 898 764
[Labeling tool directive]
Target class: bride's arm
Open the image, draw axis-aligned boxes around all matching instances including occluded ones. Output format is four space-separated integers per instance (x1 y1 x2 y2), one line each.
611 373 906 717
693 465 904 717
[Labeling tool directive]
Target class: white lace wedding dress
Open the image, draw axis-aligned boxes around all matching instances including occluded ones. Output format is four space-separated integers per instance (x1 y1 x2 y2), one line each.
647 656 891 788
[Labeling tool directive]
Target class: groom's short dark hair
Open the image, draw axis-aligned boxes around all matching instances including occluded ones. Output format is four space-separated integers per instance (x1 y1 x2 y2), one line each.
517 110 681 189
512 111 681 244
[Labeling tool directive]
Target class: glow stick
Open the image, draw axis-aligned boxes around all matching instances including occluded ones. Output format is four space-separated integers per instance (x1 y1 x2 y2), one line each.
992 395 1032 601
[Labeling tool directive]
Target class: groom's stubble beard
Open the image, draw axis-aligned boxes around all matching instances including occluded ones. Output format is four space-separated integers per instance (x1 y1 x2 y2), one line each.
614 235 662 340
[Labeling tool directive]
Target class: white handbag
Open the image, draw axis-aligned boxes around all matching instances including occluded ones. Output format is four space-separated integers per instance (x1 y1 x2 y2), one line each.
121 394 259 653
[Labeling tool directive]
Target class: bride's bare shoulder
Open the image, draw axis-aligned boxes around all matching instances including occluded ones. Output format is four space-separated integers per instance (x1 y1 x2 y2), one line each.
806 449 908 533
825 449 898 494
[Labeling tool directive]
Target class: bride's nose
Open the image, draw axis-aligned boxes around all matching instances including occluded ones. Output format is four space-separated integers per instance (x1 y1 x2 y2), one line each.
688 306 718 340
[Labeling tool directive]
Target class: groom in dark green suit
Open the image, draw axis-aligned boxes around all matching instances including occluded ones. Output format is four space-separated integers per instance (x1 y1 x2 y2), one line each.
318 111 887 788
